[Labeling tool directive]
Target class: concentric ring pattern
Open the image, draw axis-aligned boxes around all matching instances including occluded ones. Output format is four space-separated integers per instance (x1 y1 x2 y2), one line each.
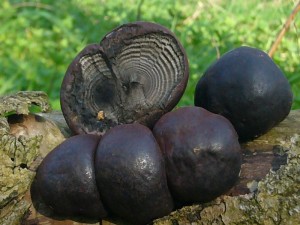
73 33 186 134
114 34 184 108
61 22 188 135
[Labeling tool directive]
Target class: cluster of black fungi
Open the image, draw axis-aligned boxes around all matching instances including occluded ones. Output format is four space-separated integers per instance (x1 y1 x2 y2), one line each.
34 22 293 225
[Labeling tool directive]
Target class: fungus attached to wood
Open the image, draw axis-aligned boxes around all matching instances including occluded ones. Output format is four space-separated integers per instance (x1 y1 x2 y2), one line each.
194 46 293 141
153 106 242 204
61 22 189 135
95 123 174 225
35 134 107 220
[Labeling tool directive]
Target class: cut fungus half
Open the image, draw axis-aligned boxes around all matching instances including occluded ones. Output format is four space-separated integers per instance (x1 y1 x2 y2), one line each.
61 22 189 135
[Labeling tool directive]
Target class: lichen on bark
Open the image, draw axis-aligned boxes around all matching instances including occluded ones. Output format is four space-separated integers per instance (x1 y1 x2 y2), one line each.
0 91 51 116
0 122 41 225
0 116 43 167
0 91 64 225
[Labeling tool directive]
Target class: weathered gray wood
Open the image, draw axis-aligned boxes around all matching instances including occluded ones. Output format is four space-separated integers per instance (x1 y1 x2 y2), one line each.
0 92 65 225
0 91 51 116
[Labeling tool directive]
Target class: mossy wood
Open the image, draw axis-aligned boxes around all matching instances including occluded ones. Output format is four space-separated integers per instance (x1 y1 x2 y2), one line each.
0 92 65 225
0 92 299 225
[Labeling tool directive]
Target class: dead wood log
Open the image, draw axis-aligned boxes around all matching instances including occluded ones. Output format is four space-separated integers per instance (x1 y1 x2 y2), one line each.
0 92 65 225
0 91 299 225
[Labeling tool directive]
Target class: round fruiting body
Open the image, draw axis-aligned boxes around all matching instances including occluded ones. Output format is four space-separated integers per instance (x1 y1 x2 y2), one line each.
153 106 242 204
95 123 174 225
61 21 189 135
194 46 293 141
35 134 107 220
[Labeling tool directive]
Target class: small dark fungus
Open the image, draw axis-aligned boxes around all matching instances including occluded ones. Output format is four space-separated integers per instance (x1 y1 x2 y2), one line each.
194 46 293 141
95 123 174 225
153 106 242 204
35 134 107 220
61 21 189 135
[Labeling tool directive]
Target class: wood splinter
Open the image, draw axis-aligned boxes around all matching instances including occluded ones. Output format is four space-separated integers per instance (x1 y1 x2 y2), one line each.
97 111 105 120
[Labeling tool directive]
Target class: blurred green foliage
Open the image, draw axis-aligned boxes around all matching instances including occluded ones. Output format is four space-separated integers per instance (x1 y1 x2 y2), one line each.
0 0 299 110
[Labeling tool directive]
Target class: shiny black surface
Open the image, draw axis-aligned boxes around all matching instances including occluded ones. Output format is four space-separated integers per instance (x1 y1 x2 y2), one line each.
153 106 242 204
95 123 174 225
194 46 293 141
35 134 107 220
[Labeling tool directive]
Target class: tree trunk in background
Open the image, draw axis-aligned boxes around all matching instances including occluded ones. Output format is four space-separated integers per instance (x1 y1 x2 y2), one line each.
0 92 299 225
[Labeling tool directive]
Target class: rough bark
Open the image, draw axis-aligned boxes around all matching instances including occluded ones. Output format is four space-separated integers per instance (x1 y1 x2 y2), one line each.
0 92 299 224
0 92 65 225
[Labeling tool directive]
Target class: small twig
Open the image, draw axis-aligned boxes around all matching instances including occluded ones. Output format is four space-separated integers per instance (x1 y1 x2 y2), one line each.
136 0 144 21
212 37 220 59
293 22 300 58
12 2 53 11
183 2 203 24
268 1 300 58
